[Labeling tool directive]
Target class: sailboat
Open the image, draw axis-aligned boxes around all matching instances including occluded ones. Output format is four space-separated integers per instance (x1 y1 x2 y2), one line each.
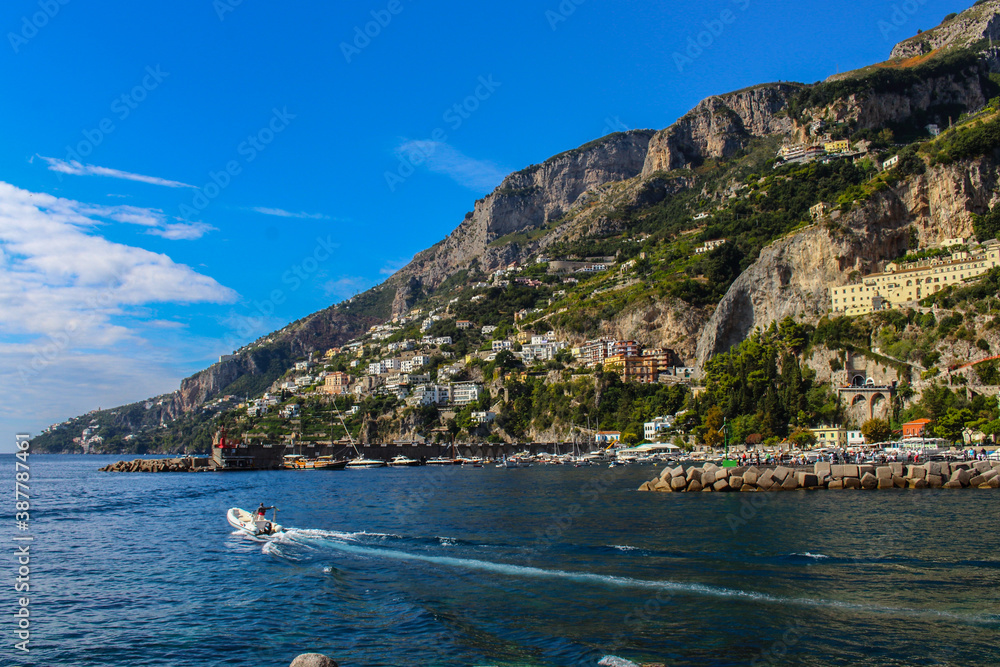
332 401 387 468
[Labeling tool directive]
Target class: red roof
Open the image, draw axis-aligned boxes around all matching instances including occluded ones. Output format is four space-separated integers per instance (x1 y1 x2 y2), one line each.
902 418 932 426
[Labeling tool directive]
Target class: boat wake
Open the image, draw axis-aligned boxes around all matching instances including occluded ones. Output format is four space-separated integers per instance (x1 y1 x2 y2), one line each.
263 528 999 626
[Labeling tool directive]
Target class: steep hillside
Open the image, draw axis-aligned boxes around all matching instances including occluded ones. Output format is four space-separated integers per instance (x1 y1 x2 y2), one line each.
32 0 1000 453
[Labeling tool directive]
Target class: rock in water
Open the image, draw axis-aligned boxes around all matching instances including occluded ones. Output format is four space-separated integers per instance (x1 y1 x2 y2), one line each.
290 654 338 667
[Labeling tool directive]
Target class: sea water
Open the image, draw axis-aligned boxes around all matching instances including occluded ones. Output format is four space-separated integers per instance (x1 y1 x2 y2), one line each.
7 455 1000 666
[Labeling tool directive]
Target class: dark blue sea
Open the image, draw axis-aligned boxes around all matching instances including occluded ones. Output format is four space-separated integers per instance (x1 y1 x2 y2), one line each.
6 454 1000 666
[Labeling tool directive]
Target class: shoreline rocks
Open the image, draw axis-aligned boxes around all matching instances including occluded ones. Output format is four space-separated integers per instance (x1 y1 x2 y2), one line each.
99 457 212 473
639 460 1000 493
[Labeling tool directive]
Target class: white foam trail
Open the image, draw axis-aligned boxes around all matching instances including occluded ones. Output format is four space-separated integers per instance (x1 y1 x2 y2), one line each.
272 529 998 626
609 545 639 552
793 552 830 559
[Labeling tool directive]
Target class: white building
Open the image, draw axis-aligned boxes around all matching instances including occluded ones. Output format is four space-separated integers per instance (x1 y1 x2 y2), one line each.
481 325 498 335
411 384 451 406
451 382 483 406
471 411 497 424
643 416 675 442
492 340 513 352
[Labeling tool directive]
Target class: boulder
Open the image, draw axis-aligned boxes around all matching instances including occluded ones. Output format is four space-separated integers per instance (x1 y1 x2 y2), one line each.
953 462 971 472
877 478 894 489
828 480 845 490
671 465 685 478
715 467 730 479
815 461 832 479
843 477 861 490
943 480 964 489
745 465 761 478
687 480 704 493
670 477 687 491
729 475 744 488
781 476 799 491
926 461 943 476
701 470 717 486
653 480 671 492
686 467 702 483
290 654 339 667
926 474 944 488
797 473 818 488
969 474 987 487
974 460 991 473
938 462 951 476
703 462 719 473
859 465 876 478
950 469 971 487
841 465 859 479
989 476 1000 489
982 469 998 482
992 462 1000 472
757 470 775 490
638 482 652 492
907 478 928 489
830 464 844 479
713 479 731 492
701 486 713 492
907 465 926 480
743 470 758 485
740 484 756 492
892 475 906 488
875 466 892 480
772 465 792 481
889 462 904 476
860 472 878 490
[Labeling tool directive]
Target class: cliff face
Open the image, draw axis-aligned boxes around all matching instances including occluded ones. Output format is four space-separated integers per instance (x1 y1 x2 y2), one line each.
148 306 377 424
890 0 1000 59
641 83 800 177
812 64 994 133
388 130 656 313
695 155 1000 367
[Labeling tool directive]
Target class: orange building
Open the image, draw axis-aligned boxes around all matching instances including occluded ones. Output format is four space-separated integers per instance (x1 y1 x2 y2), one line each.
901 418 932 439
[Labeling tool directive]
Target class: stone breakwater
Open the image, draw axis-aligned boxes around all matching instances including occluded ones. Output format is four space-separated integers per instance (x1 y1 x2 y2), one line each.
100 457 212 473
638 460 1000 493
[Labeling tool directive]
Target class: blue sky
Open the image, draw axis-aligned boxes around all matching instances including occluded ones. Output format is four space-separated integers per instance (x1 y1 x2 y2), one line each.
0 0 969 450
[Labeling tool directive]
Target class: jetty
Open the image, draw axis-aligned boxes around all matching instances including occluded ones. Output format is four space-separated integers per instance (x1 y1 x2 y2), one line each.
639 459 1000 492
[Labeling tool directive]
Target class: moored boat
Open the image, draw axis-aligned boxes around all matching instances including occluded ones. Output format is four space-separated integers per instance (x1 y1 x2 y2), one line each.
388 455 422 467
346 457 387 468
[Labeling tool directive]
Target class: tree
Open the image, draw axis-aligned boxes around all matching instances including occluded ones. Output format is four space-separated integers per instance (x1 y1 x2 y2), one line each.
934 407 973 444
861 418 891 444
789 427 816 448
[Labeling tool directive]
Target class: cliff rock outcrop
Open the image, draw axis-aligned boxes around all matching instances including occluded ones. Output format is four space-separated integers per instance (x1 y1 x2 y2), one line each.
641 83 800 177
696 155 1000 367
890 0 1000 59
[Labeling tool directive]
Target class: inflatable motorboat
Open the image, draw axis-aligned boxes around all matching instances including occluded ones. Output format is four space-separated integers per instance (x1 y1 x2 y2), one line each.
227 507 284 538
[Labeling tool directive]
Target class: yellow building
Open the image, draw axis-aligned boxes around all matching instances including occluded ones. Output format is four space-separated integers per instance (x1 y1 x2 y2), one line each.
824 140 850 154
813 425 846 447
830 244 1000 316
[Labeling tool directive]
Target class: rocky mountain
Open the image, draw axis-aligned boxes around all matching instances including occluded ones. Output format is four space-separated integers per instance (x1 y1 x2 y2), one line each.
33 0 1000 452
890 0 1000 59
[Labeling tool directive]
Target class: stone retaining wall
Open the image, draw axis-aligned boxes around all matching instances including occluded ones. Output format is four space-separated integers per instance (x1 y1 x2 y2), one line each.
639 460 1000 492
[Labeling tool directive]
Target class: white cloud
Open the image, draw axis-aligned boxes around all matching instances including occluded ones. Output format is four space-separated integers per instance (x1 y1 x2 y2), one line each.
323 276 371 300
250 207 330 220
0 181 237 348
395 140 508 191
37 156 196 189
148 221 216 240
